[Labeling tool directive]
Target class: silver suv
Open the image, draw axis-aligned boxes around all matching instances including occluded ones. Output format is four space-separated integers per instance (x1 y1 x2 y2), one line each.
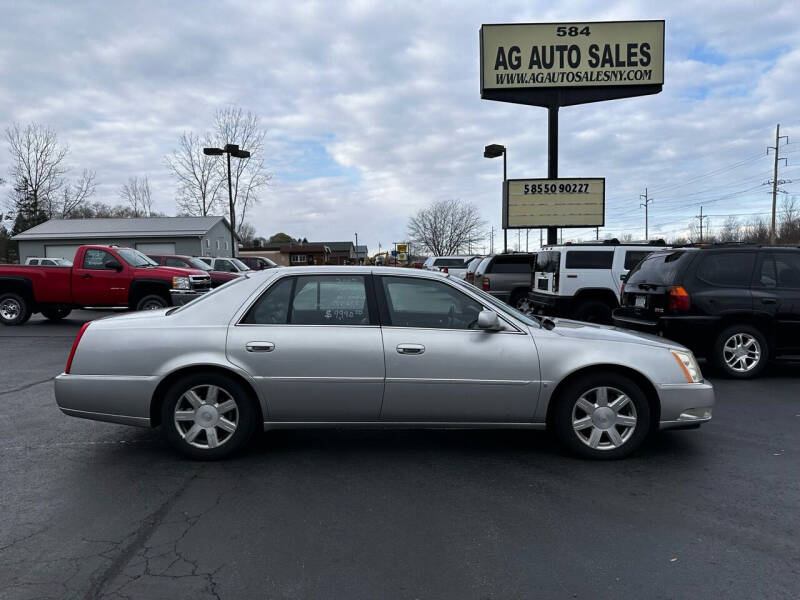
473 253 537 310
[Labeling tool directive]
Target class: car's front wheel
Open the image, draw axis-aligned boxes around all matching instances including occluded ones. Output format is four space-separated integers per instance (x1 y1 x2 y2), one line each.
552 373 651 459
161 374 259 460
136 294 169 311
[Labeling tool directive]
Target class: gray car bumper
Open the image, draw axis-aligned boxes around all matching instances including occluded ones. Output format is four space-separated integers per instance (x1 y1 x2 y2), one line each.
657 381 714 430
169 289 209 306
55 373 157 427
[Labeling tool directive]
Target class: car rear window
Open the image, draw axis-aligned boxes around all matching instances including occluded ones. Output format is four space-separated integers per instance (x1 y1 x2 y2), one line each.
536 251 560 273
565 251 613 269
626 251 692 286
489 255 536 273
624 250 652 271
696 252 755 287
434 258 467 268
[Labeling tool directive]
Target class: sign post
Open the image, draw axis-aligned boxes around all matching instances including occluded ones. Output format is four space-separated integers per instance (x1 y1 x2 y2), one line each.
480 20 664 244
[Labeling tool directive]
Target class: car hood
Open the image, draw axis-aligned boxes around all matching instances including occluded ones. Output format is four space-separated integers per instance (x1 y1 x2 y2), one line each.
543 317 686 350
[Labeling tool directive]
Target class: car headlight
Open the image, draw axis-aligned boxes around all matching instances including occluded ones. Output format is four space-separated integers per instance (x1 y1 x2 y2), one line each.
670 349 702 383
172 276 191 290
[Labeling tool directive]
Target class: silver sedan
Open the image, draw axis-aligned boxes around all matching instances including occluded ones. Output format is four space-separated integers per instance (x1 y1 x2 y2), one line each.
55 266 714 460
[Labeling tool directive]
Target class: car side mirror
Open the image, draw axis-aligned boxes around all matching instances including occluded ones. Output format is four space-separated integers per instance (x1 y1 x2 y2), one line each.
477 309 502 331
105 259 123 271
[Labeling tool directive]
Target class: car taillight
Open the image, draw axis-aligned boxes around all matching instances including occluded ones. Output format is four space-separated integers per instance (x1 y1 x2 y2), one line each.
482 277 490 291
65 322 91 374
668 286 690 311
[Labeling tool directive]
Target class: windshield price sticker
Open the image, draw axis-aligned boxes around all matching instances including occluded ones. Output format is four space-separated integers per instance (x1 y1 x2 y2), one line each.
481 21 664 90
504 178 605 228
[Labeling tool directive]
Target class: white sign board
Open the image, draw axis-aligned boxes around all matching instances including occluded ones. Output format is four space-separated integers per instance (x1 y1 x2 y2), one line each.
481 21 664 91
504 178 605 228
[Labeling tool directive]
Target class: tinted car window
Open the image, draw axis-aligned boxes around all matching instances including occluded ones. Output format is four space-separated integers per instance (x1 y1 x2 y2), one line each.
624 251 652 271
166 257 188 268
696 252 755 287
29 259 39 265
775 253 800 288
626 251 692 286
82 249 116 270
489 255 536 273
434 258 467 268
242 277 294 324
381 276 482 329
565 251 613 269
215 259 236 272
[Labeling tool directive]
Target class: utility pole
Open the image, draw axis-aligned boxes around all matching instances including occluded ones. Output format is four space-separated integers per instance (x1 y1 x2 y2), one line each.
640 187 652 241
526 229 529 252
489 226 494 254
595 227 599 241
696 206 709 243
767 124 789 244
539 228 543 249
517 229 521 252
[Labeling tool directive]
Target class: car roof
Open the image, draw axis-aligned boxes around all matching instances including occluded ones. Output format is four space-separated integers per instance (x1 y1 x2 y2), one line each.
262 265 450 279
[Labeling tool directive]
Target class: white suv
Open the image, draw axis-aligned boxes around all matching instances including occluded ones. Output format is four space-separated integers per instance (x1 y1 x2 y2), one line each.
528 241 667 323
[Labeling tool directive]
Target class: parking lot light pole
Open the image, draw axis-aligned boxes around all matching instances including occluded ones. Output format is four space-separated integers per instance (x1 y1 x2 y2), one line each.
203 144 251 257
484 144 507 252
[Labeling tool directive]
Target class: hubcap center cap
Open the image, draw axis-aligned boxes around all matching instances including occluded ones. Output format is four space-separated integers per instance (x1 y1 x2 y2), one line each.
195 405 219 426
591 406 616 430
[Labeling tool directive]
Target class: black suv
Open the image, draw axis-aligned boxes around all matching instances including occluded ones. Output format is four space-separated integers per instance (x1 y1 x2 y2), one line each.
613 246 800 378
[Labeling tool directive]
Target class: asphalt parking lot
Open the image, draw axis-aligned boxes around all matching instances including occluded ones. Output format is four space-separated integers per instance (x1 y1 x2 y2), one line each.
1 311 798 599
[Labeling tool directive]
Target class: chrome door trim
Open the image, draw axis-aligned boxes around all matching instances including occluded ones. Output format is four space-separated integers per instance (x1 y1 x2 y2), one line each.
252 375 384 383
386 377 534 386
262 421 548 430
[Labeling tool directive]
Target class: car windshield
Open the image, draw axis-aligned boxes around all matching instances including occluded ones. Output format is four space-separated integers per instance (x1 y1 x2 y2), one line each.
116 248 158 267
186 257 212 271
626 250 692 286
450 277 540 328
231 258 251 271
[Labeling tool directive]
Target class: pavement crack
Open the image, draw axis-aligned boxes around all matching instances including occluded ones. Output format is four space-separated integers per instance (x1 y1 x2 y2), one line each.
85 470 199 600
0 376 55 396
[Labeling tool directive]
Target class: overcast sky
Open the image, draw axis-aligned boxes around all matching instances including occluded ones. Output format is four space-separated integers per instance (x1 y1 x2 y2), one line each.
2 0 799 253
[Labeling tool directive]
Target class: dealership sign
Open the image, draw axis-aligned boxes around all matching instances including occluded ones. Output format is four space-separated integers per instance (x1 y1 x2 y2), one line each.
480 21 664 106
503 178 605 228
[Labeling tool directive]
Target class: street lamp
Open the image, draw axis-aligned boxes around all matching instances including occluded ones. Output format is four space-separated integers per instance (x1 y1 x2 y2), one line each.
484 144 507 253
203 143 251 257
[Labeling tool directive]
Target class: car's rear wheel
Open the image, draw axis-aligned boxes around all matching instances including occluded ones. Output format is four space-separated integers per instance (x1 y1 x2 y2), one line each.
161 373 258 460
552 373 651 459
713 324 768 379
573 300 613 324
509 290 531 313
0 293 32 326
136 294 169 311
41 307 72 321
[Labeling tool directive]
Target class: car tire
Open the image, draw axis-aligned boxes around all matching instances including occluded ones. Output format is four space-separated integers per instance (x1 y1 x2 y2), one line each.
713 324 769 379
552 373 651 460
573 300 613 324
161 373 259 460
135 294 169 311
41 307 72 321
509 290 531 313
0 292 32 326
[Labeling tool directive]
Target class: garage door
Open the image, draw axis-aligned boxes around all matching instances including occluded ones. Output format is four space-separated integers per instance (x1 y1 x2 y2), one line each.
45 245 83 261
135 242 176 254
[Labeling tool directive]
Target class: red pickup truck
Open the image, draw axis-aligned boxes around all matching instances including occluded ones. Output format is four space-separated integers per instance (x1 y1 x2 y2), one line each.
0 245 212 326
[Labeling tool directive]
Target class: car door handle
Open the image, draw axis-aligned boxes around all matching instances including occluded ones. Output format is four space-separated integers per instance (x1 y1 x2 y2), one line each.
396 343 425 355
761 298 777 304
80 274 92 279
246 342 275 352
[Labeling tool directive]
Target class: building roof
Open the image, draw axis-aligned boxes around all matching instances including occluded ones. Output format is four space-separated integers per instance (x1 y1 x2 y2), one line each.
355 245 368 255
12 216 235 241
311 241 354 252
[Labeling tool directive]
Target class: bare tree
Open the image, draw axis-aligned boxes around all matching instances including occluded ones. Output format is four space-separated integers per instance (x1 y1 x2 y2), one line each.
213 107 271 235
718 215 741 242
165 132 223 217
5 122 95 221
119 176 155 217
237 222 257 246
407 198 486 256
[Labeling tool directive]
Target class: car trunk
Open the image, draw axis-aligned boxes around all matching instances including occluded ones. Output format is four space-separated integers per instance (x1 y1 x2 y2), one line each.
619 250 695 320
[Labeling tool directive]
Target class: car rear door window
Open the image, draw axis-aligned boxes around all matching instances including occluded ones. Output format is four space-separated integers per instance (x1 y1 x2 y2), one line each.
565 251 613 269
624 251 652 271
774 253 800 288
489 255 536 273
380 276 482 329
696 252 755 287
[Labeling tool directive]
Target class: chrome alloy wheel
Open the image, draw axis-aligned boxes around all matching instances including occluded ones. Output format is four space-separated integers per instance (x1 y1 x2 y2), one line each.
571 386 638 451
173 385 239 449
723 333 761 373
141 299 165 310
0 298 21 321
